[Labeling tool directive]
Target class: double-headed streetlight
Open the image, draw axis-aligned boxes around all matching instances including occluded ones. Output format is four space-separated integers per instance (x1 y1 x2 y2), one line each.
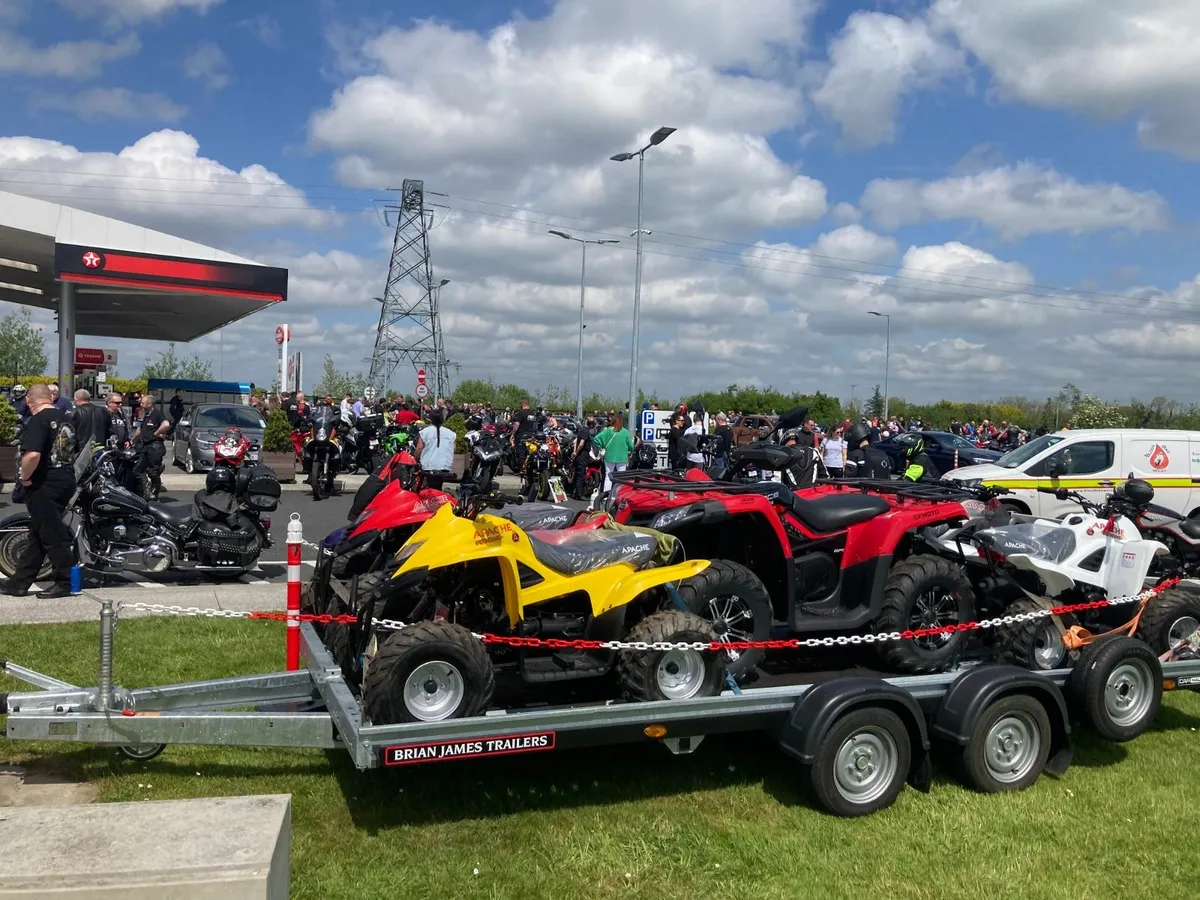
867 311 890 422
611 125 675 430
549 230 620 419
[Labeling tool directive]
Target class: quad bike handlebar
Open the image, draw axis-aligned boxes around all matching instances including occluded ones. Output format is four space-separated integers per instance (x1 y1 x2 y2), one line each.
454 490 525 520
1038 482 1161 520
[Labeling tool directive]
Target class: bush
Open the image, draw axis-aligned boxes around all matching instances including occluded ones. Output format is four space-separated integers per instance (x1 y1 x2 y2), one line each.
444 413 469 454
0 398 17 444
262 407 294 453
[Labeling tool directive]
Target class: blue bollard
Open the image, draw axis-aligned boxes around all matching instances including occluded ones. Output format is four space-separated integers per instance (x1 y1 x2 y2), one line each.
70 565 82 595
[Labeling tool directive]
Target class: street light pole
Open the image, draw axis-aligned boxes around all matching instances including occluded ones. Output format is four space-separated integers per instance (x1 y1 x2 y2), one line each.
434 278 449 402
611 125 674 432
868 311 890 422
549 230 619 420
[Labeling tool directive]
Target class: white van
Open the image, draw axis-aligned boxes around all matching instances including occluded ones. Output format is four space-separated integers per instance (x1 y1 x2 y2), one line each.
941 429 1200 519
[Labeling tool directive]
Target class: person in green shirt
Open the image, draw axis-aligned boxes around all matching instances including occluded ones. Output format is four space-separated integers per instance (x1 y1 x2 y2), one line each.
594 412 635 492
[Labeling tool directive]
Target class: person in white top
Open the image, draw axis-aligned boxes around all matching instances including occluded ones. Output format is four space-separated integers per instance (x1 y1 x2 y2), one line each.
416 409 456 489
820 425 848 478
683 412 706 469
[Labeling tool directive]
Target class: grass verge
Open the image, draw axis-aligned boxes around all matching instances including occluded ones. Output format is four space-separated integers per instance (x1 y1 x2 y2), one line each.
3 617 1199 900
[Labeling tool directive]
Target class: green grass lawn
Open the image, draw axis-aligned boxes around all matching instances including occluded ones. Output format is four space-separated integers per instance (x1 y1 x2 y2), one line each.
3 617 1199 900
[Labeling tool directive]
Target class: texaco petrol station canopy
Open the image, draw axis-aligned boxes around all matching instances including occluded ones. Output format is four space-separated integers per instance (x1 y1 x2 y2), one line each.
0 190 288 387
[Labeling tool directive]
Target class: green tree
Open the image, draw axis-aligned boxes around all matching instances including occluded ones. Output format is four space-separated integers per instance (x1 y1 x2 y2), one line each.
139 342 213 381
866 385 885 419
0 397 18 444
452 378 497 406
0 308 48 382
1070 394 1127 428
311 354 365 399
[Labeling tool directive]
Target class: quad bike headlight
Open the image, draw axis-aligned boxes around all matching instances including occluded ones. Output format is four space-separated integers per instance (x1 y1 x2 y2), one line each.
393 540 425 568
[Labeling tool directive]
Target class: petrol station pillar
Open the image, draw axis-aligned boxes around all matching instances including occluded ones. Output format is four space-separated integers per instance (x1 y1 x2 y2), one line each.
57 280 76 394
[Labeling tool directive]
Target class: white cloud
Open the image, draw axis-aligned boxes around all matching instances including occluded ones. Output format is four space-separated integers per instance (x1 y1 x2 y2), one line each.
811 11 964 148
309 1 824 236
183 42 231 91
32 87 185 123
0 129 337 244
61 0 224 22
932 0 1200 159
0 30 139 78
861 162 1170 239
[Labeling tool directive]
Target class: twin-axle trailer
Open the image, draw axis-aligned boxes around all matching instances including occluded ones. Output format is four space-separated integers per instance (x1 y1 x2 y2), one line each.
3 601 1197 816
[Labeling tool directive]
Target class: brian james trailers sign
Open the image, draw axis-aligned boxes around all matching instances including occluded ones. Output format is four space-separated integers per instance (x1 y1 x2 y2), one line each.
383 731 556 766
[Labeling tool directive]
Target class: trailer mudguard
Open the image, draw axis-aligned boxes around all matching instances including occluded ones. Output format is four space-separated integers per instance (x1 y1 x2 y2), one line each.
931 665 1073 776
778 676 932 792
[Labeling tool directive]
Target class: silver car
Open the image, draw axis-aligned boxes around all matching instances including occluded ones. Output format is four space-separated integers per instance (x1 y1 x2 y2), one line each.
172 403 266 473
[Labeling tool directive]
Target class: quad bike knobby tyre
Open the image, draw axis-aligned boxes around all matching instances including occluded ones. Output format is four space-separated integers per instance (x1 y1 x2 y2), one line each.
807 706 912 817
362 621 494 724
617 610 724 702
1136 586 1200 656
875 555 975 674
1068 636 1162 742
959 693 1051 793
674 560 773 681
993 599 1077 671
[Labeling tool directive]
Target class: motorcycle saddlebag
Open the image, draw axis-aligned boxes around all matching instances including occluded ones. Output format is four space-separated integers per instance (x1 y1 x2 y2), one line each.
194 489 240 523
195 518 260 568
240 464 282 512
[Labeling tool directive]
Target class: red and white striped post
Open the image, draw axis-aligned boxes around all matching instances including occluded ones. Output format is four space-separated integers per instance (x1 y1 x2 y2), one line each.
286 512 303 670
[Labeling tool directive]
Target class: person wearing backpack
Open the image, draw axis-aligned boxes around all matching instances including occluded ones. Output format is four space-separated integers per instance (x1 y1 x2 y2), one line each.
593 412 635 492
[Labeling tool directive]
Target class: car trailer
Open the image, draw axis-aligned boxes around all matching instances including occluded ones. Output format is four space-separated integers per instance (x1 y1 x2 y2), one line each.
3 598 1199 817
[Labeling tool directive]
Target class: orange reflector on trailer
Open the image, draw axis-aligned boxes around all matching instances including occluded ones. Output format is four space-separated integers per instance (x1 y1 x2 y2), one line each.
644 725 667 739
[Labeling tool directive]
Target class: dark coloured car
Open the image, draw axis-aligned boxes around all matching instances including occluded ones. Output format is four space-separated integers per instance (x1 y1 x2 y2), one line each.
172 403 267 473
875 431 1004 475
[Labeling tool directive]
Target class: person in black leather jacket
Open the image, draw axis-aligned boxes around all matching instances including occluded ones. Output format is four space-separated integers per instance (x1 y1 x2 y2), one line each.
69 389 110 451
843 423 894 479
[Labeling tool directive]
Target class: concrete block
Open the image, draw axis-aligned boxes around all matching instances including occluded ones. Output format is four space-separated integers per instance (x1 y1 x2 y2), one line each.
0 793 291 899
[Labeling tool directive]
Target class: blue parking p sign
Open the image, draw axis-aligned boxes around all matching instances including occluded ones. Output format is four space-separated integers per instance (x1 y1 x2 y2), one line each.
642 426 655 441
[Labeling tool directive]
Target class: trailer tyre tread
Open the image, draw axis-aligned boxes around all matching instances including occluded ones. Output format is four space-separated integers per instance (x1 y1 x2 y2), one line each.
876 555 975 674
362 620 494 725
617 610 724 703
960 693 1051 793
1068 636 1162 742
808 706 911 817
674 559 773 681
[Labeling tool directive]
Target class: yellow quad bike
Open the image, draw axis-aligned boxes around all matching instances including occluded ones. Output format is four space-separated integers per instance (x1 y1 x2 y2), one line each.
357 491 769 724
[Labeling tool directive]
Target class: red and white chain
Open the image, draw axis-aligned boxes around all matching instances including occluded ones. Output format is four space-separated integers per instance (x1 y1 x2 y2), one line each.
119 579 1179 654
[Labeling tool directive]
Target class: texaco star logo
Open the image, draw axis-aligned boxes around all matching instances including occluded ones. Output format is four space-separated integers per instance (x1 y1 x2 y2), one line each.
82 251 101 269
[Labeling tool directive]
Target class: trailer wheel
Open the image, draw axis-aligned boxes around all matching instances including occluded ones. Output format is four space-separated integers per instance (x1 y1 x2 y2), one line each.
119 743 166 762
362 621 494 724
673 560 773 681
876 555 975 674
808 706 911 817
960 694 1051 792
1069 637 1162 742
1137 587 1200 656
994 600 1075 671
618 610 723 702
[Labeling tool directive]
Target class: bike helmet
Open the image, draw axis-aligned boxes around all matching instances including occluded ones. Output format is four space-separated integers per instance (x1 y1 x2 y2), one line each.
846 422 871 447
11 384 26 399
1118 478 1154 506
780 428 802 446
205 464 237 494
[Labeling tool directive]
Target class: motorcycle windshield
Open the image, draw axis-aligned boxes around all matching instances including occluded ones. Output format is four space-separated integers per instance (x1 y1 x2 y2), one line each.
311 407 338 430
974 522 1077 564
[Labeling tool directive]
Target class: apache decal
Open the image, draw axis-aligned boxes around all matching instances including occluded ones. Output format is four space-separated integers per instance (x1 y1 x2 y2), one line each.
1147 444 1171 471
383 731 556 766
474 522 515 546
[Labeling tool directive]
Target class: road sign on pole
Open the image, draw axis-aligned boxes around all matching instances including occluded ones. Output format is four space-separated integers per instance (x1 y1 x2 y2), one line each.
415 383 430 399
416 368 427 384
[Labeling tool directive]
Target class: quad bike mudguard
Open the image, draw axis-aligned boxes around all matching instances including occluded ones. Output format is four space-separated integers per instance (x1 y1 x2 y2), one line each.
1003 538 1169 598
393 503 710 623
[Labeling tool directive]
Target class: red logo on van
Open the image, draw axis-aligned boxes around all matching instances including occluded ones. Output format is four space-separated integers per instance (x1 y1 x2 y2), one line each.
1147 444 1170 470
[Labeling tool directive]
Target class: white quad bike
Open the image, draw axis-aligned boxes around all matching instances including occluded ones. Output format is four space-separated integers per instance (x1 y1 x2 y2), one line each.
934 479 1200 671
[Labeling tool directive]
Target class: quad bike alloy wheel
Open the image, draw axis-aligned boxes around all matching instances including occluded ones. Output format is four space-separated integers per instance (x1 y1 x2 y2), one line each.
1069 636 1162 743
1137 587 1200 656
995 599 1076 672
617 610 724 702
673 560 773 681
876 556 975 674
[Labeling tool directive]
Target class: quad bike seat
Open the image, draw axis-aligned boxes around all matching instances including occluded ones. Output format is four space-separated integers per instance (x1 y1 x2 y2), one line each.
741 482 890 533
975 524 1077 564
526 528 657 576
500 503 580 532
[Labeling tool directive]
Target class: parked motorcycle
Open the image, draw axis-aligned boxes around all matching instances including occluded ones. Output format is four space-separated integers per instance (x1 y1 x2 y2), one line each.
519 430 564 501
462 423 504 497
0 447 281 581
304 406 343 501
350 413 385 474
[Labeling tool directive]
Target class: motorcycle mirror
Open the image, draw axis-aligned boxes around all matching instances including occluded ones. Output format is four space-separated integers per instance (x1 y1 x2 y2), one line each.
1055 488 1069 500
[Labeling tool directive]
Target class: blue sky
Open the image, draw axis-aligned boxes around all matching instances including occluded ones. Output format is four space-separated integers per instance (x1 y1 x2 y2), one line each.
1 0 1198 404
